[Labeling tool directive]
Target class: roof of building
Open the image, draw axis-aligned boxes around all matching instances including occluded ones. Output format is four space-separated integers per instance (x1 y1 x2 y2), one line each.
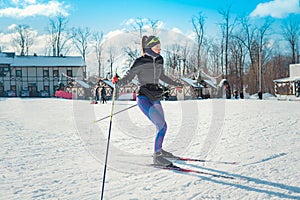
10 55 86 67
203 79 217 89
273 76 300 83
75 80 91 88
0 52 15 65
0 52 85 67
180 77 203 88
102 80 114 88
273 64 300 83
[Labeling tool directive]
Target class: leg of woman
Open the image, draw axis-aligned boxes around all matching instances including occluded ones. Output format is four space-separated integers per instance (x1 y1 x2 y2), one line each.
137 96 167 152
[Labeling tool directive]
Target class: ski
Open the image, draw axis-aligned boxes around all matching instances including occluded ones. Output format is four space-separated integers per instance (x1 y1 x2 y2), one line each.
175 157 238 165
151 164 236 180
129 154 238 165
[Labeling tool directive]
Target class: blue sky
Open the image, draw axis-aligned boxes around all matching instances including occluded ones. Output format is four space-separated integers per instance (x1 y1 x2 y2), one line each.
0 0 299 75
1 0 300 35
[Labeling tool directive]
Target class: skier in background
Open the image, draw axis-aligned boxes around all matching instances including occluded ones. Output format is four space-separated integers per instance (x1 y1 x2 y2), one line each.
113 35 183 167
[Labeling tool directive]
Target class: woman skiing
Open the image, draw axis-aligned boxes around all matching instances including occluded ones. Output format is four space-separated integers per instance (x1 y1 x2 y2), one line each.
114 35 183 166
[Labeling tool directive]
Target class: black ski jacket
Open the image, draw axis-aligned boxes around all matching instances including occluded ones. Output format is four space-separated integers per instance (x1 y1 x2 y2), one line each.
117 54 181 100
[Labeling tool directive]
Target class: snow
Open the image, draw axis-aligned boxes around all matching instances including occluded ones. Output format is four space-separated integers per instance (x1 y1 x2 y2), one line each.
10 56 85 67
181 78 202 88
75 80 91 89
0 52 14 64
102 80 114 88
0 97 300 199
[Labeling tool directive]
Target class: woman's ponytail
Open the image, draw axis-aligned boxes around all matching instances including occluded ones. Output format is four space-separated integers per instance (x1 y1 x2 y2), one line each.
141 35 148 56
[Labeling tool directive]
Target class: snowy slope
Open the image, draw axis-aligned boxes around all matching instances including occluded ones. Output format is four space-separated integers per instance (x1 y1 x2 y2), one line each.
0 98 300 200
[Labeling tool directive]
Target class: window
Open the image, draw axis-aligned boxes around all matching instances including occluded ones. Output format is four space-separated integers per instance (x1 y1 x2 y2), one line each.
67 70 73 77
0 86 4 93
0 67 9 77
53 70 59 77
0 68 4 77
16 70 22 77
43 70 49 77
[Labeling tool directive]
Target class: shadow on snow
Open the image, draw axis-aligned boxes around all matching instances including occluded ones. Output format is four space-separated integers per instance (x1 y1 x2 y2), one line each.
173 161 300 200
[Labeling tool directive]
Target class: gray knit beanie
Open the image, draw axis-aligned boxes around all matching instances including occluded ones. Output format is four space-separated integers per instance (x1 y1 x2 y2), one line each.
144 36 160 48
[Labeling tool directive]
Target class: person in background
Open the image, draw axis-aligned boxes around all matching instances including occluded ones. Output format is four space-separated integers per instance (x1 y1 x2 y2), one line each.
94 85 100 104
113 35 183 167
100 86 107 104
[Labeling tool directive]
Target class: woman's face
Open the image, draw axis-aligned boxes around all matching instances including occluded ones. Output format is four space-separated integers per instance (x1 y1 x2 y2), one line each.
151 43 161 54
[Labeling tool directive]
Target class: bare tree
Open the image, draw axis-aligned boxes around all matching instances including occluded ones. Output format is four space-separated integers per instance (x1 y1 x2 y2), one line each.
24 30 35 56
149 19 159 35
218 6 236 79
47 16 72 56
234 16 273 94
165 44 182 74
93 31 104 77
228 36 247 93
122 46 140 68
129 17 161 37
12 24 35 56
191 12 206 82
207 38 222 75
181 44 191 75
201 39 211 73
13 25 26 56
281 15 300 64
234 16 258 94
131 17 145 38
107 47 116 78
257 18 273 92
263 46 290 94
126 17 147 60
72 27 91 62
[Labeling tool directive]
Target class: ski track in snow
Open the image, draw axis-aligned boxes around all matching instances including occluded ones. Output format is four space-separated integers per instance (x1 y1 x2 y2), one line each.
0 98 300 200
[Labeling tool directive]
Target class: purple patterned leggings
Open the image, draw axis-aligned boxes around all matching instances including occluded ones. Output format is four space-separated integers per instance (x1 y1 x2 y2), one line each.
137 96 167 153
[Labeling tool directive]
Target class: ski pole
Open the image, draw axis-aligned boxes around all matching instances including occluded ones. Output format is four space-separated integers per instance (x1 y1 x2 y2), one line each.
100 82 118 200
94 104 138 123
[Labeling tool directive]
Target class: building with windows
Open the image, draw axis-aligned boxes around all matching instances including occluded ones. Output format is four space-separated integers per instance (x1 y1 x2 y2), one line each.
0 52 86 97
273 64 300 97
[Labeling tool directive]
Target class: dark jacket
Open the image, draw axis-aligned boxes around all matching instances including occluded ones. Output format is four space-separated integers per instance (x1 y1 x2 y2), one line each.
118 54 181 100
101 87 106 97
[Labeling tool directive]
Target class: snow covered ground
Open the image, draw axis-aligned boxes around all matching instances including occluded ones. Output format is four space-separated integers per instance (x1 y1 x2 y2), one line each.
0 97 300 200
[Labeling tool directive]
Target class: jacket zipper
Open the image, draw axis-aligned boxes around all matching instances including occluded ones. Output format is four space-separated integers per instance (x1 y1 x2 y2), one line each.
153 57 156 83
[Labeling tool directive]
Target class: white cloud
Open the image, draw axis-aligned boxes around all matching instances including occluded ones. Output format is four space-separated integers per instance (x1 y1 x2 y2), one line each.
10 0 19 5
143 20 165 32
0 31 16 52
124 18 148 27
103 29 125 42
156 21 164 30
8 23 17 30
250 0 300 18
123 18 165 33
0 0 70 18
30 33 50 55
10 0 37 5
25 0 36 4
170 27 182 34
